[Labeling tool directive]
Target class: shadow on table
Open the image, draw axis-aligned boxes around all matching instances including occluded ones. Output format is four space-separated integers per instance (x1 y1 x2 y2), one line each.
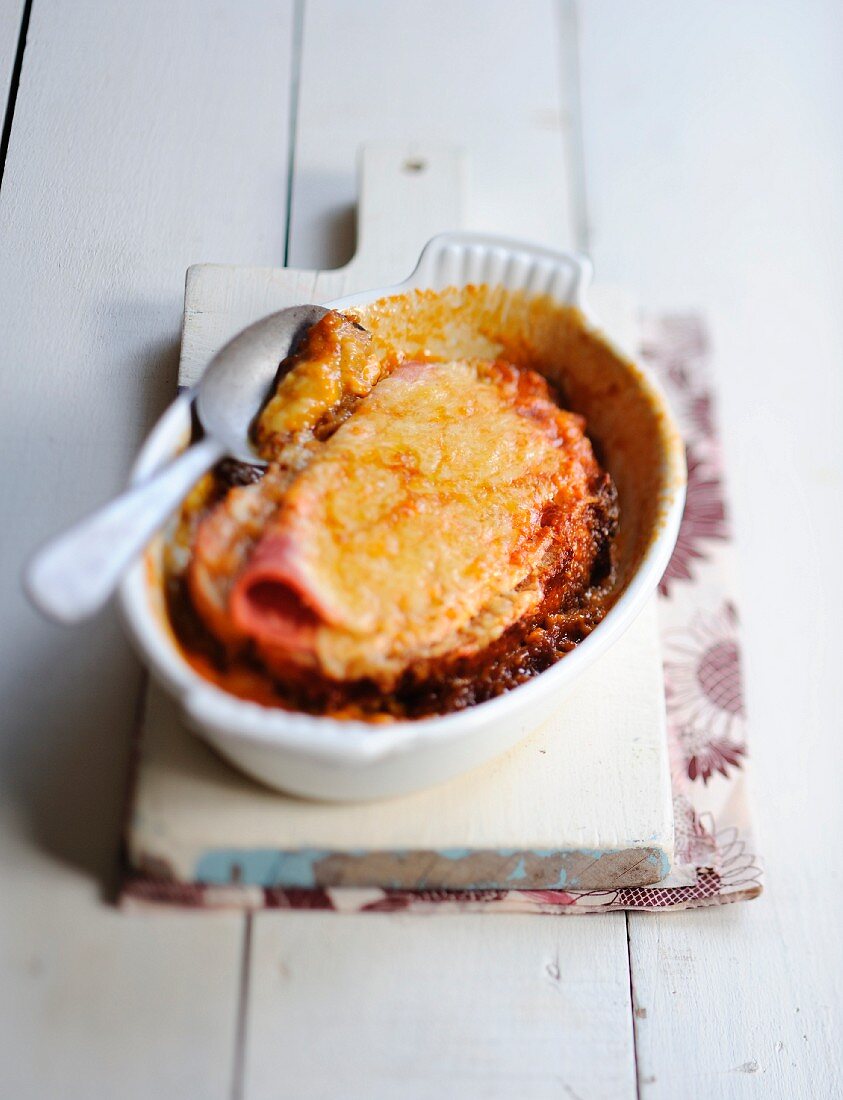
2 333 182 899
284 169 358 271
2 613 142 898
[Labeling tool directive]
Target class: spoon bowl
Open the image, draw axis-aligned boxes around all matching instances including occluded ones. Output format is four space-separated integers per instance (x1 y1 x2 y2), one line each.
197 304 329 464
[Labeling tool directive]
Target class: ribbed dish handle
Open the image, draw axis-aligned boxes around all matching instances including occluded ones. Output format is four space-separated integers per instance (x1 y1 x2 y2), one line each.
408 232 592 309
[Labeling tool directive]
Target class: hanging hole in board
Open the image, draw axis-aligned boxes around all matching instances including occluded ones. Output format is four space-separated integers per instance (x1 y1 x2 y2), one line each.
403 158 427 173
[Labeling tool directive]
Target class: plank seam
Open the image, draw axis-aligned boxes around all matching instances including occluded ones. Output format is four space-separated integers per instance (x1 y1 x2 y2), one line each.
557 0 590 251
625 911 643 1100
282 0 305 266
0 0 32 194
230 914 254 1100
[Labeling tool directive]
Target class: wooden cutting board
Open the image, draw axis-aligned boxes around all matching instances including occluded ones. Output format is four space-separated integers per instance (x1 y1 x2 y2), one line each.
123 145 674 896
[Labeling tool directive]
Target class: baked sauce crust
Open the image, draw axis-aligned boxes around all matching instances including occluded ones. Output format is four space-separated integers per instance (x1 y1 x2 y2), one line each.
165 311 619 720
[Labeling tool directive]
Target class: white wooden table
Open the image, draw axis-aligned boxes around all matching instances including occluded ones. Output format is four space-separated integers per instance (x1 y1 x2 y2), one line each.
1 3 841 1097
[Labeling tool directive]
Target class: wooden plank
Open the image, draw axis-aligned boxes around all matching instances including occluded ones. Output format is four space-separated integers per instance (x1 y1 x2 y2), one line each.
578 1 843 1094
0 1 297 1095
628 905 841 1098
288 0 580 271
0 859 244 1100
241 5 638 1097
0 0 25 120
245 912 636 1100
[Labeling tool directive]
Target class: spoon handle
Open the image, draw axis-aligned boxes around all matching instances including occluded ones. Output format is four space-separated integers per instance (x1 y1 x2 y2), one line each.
24 436 225 623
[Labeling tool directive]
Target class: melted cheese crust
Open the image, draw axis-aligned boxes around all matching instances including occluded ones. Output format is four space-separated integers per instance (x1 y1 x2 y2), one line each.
226 358 603 686
254 310 391 454
173 308 618 714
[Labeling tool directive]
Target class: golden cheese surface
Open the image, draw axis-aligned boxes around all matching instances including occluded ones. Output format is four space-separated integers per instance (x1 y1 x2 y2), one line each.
236 358 596 684
171 304 621 717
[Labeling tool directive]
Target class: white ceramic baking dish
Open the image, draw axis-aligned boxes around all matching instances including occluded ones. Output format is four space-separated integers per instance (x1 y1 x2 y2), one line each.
119 234 686 801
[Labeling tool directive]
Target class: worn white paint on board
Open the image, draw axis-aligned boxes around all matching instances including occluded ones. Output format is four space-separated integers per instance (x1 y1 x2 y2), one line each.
244 912 636 1100
0 2 298 1096
579 1 843 1095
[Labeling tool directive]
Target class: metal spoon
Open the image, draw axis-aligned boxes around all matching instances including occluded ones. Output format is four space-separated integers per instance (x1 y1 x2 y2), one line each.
24 304 329 623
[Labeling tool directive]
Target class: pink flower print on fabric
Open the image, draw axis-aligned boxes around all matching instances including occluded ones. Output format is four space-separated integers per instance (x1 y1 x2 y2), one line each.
659 446 730 596
664 602 747 784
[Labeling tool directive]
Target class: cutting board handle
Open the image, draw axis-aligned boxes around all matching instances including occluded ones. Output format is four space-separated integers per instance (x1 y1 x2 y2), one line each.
343 144 466 288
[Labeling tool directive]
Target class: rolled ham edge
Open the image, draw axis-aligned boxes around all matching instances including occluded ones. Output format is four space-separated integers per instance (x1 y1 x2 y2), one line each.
229 530 331 655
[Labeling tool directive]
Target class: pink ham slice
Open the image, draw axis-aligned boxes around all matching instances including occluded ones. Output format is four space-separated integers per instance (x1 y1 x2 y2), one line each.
229 532 323 654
